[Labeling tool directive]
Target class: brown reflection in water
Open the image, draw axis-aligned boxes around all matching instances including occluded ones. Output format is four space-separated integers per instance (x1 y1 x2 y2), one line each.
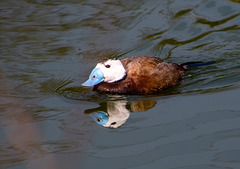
0 76 60 169
130 100 156 112
230 0 240 3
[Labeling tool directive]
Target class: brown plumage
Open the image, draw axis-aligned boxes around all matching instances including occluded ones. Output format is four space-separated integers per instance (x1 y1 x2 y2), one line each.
93 56 185 95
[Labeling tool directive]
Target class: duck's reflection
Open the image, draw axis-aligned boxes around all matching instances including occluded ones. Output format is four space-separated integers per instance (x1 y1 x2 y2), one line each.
84 100 156 128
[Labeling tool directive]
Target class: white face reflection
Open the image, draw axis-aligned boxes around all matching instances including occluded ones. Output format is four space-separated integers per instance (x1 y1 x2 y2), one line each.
88 100 130 128
103 100 130 128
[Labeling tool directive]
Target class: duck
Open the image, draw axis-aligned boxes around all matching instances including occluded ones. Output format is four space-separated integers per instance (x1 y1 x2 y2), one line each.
82 56 213 95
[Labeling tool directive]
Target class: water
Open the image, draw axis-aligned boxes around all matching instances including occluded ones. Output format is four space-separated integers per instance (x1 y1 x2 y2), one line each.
1 0 240 168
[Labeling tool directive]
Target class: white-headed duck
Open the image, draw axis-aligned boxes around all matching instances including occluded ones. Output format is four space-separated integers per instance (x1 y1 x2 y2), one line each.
82 56 213 95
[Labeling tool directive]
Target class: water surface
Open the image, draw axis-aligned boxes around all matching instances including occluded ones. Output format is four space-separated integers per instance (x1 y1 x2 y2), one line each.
1 0 240 169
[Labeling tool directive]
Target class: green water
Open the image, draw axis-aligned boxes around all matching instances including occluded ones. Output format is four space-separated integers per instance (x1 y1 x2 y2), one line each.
1 0 240 169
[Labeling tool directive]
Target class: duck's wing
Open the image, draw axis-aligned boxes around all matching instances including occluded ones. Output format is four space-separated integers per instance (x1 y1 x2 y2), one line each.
122 56 185 93
121 56 164 77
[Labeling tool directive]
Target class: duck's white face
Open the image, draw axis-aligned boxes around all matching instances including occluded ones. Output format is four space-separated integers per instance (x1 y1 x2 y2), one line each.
82 59 126 86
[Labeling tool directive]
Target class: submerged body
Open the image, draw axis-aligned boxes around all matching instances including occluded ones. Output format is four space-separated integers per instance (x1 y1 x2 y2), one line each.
82 56 186 95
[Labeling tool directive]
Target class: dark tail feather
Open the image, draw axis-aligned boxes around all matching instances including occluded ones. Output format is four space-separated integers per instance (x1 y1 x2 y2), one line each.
181 61 215 69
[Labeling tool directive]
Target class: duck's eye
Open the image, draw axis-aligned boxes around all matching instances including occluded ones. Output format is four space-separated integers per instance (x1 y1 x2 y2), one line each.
92 75 96 79
105 64 111 68
96 118 102 122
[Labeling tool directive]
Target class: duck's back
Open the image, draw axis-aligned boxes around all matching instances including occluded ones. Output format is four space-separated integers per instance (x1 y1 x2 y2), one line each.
93 56 185 94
